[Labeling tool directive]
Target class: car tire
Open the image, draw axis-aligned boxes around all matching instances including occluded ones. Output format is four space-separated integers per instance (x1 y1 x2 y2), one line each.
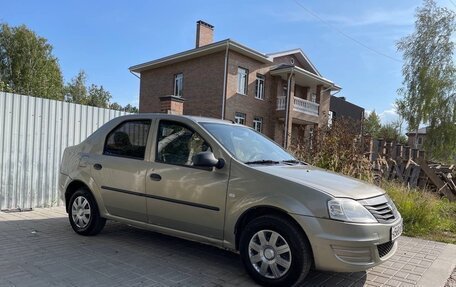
68 188 106 236
239 215 312 287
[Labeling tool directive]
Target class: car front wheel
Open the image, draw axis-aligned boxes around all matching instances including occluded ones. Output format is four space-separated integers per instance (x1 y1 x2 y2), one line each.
239 215 312 287
68 188 106 236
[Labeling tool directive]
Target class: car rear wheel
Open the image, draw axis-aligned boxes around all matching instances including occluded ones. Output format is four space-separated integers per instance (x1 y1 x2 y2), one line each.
239 215 312 287
68 188 106 236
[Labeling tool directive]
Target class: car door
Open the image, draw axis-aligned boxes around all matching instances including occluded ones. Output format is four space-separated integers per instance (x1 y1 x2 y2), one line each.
145 120 229 240
90 119 152 222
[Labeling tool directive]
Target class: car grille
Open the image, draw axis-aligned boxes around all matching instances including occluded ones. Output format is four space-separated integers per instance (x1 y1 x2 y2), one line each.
364 202 395 223
377 241 394 258
360 195 398 223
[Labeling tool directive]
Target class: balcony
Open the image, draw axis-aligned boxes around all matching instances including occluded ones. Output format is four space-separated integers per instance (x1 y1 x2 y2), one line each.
276 96 319 116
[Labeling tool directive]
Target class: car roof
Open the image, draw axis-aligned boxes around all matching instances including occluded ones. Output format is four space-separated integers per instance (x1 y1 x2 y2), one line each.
114 113 234 125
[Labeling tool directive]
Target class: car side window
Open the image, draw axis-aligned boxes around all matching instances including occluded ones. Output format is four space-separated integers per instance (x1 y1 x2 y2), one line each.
104 120 151 160
156 121 212 166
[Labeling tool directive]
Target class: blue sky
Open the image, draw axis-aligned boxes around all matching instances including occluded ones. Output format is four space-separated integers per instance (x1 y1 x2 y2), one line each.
1 0 454 124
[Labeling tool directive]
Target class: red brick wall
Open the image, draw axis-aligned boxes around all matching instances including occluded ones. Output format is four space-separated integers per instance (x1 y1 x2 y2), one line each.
224 51 277 139
196 22 214 48
139 51 225 118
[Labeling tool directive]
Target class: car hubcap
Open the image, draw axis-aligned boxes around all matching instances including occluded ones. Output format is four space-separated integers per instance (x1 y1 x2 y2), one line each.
71 196 91 228
248 230 292 279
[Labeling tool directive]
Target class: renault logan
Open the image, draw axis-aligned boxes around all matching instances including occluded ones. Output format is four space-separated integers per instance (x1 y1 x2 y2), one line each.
59 114 402 286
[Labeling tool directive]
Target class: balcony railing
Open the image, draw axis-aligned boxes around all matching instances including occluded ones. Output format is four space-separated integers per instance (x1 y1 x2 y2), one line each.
276 96 286 110
276 96 319 116
293 97 319 116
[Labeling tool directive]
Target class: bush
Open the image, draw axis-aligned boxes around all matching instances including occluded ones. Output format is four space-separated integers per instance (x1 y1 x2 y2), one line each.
290 118 373 181
383 181 456 243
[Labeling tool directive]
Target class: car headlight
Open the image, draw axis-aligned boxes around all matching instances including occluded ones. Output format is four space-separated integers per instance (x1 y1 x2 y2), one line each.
328 198 378 223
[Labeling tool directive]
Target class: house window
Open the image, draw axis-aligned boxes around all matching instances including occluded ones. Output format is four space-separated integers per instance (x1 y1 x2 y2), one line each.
174 73 183 97
253 116 263 133
417 137 423 145
235 112 246 125
237 67 248 95
255 74 265 100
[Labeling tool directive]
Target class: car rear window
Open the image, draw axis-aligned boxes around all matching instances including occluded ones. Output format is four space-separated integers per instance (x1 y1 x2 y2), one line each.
103 120 151 160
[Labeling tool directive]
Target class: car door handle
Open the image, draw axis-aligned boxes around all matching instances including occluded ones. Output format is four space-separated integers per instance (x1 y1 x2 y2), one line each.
149 173 162 181
93 163 102 170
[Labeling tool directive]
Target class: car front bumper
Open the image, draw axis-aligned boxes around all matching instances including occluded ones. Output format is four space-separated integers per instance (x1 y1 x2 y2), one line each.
291 214 402 272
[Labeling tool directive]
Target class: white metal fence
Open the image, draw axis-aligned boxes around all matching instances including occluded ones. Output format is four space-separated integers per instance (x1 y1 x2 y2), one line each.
0 92 129 210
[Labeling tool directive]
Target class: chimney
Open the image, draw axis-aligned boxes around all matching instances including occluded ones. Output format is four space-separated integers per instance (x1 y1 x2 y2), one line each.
159 95 185 115
196 20 214 48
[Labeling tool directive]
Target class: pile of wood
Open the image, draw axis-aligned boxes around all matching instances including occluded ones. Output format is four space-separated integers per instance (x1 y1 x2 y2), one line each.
372 158 456 201
367 138 456 201
427 163 456 200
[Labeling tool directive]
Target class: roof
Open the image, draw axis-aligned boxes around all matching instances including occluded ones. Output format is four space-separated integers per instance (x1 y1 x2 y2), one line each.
330 95 364 110
129 39 273 73
406 126 428 136
270 65 341 91
267 49 321 76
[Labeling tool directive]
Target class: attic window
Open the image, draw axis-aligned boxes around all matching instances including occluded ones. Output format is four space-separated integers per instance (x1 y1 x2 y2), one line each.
290 58 295 65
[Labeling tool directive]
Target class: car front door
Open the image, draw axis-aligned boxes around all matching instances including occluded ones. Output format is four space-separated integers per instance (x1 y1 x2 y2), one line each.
145 120 229 240
90 119 152 222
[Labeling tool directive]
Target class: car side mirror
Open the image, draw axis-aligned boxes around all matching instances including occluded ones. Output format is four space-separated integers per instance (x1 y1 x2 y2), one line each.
193 151 225 169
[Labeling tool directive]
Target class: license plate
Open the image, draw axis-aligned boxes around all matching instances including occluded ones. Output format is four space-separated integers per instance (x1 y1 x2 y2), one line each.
391 220 403 241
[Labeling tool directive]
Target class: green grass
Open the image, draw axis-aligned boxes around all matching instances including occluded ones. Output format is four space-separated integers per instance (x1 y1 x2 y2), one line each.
383 181 456 244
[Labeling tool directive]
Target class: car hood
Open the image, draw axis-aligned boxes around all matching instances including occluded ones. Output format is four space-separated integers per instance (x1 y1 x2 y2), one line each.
253 164 385 200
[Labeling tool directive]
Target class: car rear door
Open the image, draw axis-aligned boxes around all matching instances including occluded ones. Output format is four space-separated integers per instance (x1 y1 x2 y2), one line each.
145 119 229 240
90 119 152 222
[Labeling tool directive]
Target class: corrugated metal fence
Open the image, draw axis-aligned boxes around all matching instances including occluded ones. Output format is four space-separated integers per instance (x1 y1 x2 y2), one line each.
0 92 129 210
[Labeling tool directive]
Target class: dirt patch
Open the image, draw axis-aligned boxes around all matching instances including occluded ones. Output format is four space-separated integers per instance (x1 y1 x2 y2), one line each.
445 267 456 287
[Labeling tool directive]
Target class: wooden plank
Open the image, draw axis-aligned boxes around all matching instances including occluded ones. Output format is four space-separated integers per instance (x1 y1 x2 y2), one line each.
409 166 421 188
417 158 455 201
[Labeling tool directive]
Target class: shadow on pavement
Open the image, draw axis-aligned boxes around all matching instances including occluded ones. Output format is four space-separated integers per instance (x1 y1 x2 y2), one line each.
0 214 367 286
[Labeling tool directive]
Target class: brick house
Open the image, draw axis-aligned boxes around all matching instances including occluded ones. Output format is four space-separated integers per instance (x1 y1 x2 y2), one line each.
406 127 428 150
129 21 341 148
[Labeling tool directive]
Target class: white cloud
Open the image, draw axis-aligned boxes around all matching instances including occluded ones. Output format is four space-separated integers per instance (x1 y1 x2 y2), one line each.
378 108 400 124
273 6 415 27
366 105 400 124
366 105 409 134
331 8 415 27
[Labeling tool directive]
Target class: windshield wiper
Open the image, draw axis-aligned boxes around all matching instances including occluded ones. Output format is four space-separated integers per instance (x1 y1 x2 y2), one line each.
281 159 305 165
244 160 280 165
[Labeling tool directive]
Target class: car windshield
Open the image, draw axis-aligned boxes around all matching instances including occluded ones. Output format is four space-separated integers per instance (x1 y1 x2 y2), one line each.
201 123 296 164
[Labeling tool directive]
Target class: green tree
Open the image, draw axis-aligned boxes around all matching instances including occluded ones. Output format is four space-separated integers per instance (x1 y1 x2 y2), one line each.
123 104 139 113
0 23 63 99
64 70 113 109
364 111 381 137
396 0 456 161
109 102 122 110
378 123 407 143
64 70 88 104
87 84 111 108
0 80 14 93
64 70 138 111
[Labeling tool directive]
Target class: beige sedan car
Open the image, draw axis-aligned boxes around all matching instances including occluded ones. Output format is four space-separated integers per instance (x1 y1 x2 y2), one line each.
59 114 402 286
